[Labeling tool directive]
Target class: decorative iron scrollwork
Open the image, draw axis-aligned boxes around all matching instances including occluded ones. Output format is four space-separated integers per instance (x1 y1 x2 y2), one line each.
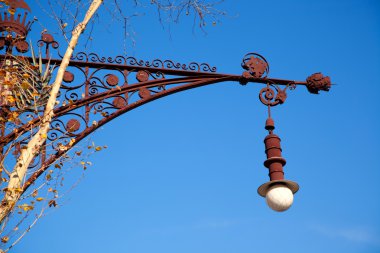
242 53 269 78
0 34 333 208
0 1 334 223
259 84 288 106
38 33 59 57
66 52 217 74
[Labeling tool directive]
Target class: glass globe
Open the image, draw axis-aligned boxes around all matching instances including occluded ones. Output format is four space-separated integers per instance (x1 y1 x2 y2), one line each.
265 184 294 212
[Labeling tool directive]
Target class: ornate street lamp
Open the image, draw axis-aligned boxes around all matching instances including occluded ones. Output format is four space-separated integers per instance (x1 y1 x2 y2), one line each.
0 2 331 212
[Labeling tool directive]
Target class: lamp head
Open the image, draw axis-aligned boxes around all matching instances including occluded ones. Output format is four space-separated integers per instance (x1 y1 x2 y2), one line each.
258 180 299 212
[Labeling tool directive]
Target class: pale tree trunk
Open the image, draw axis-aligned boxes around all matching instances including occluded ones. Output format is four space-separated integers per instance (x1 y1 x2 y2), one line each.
0 0 103 224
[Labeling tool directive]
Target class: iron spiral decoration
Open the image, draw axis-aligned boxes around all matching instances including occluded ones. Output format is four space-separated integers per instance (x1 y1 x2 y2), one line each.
259 83 288 106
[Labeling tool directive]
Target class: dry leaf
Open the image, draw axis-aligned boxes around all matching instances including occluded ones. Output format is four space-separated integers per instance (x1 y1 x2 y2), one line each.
1 236 9 243
32 190 38 197
18 204 34 212
48 200 57 207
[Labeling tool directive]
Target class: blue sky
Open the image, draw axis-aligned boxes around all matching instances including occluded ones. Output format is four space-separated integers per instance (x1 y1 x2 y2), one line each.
11 0 380 252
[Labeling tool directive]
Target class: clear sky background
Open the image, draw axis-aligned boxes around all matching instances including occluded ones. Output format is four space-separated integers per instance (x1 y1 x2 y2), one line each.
11 0 380 253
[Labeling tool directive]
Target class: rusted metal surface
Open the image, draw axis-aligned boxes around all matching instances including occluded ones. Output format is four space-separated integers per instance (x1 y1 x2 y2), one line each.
263 132 286 181
0 12 31 37
112 97 127 108
0 20 331 198
242 53 269 78
257 118 299 197
66 119 80 133
6 0 31 12
106 74 119 86
306 72 331 94
136 71 150 82
259 85 289 106
0 2 32 53
38 33 59 57
63 71 74 83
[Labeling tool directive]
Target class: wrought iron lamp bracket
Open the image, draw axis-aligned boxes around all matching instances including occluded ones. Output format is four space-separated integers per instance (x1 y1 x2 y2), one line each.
0 8 332 205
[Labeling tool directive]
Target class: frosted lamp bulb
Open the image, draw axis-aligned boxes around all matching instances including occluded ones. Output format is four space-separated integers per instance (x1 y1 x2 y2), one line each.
265 184 294 212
